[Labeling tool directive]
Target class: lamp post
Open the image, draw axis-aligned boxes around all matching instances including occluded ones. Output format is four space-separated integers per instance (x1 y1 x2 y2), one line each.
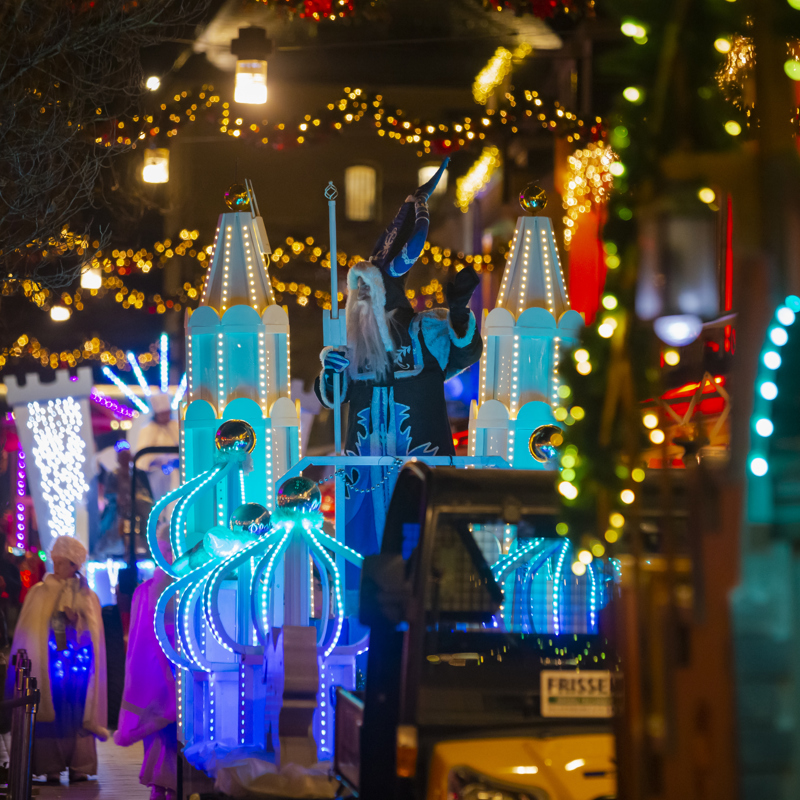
231 26 273 105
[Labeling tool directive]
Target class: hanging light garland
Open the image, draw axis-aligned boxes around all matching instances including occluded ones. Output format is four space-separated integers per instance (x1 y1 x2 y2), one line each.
562 141 618 249
117 81 597 160
0 236 498 374
715 34 800 127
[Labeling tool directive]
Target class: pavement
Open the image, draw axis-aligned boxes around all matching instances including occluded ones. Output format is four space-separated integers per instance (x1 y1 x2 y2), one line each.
33 737 151 800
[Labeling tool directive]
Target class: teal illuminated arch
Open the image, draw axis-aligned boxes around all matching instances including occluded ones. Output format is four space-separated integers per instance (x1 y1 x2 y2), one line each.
747 293 800 523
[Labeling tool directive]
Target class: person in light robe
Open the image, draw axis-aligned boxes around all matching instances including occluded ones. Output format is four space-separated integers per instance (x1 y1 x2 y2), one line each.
6 535 107 783
114 533 177 800
134 391 180 504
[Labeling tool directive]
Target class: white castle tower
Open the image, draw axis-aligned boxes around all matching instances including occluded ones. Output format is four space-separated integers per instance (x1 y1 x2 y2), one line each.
175 185 300 749
469 204 583 469
183 187 299 513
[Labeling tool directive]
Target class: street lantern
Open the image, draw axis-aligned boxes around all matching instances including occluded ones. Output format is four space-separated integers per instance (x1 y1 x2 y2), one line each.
231 27 273 105
636 187 720 346
80 268 102 290
143 148 169 184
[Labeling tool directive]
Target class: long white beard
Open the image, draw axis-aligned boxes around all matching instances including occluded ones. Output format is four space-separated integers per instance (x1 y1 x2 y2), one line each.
346 291 393 381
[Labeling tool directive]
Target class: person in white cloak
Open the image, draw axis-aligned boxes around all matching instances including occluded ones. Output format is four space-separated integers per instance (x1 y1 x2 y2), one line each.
6 535 108 782
114 534 177 800
134 391 180 504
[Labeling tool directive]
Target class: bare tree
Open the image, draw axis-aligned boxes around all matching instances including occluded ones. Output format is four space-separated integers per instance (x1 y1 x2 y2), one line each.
0 0 207 290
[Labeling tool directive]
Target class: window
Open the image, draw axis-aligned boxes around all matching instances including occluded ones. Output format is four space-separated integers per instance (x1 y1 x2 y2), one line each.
417 164 448 196
345 165 377 221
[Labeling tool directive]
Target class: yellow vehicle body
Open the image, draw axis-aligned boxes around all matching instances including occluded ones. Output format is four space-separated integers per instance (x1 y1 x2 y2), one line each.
427 733 616 800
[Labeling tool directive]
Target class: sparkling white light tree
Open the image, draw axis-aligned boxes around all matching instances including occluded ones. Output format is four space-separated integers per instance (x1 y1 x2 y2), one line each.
4 367 96 553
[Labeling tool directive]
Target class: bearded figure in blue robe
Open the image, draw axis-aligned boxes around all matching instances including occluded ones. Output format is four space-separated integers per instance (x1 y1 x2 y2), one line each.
314 159 482 571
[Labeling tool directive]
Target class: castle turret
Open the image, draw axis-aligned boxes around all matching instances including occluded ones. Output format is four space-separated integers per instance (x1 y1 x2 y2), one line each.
183 186 298 513
469 189 583 469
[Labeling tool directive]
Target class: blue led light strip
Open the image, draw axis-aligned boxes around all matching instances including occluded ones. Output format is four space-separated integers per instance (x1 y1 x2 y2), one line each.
155 572 213 672
102 366 150 414
160 334 169 394
170 462 236 559
203 534 280 654
301 522 348 656
177 565 217 671
251 529 292 646
146 471 212 577
748 295 800 482
171 374 188 410
552 540 570 636
127 351 153 397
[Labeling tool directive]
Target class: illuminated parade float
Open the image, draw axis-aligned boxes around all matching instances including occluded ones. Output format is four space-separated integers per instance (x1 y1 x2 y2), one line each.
138 179 617 781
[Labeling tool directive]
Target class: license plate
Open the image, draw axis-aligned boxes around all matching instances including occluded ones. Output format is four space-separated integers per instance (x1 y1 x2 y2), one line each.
540 670 613 718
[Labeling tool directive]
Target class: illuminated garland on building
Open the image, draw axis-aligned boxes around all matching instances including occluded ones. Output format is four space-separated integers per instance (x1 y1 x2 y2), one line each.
472 44 532 104
456 146 502 211
716 34 800 109
114 82 597 160
562 141 618 249
0 239 498 373
254 0 583 21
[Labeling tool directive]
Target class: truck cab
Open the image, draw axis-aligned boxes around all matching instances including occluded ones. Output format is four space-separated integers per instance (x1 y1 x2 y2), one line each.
335 464 618 800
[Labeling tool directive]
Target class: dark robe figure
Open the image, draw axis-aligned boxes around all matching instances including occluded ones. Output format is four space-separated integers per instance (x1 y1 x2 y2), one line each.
314 159 482 575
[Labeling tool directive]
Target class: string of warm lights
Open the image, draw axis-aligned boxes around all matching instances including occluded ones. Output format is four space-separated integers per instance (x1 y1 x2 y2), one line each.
120 82 597 162
0 335 168 371
253 0 583 22
714 34 800 128
0 238 498 373
252 0 360 21
472 43 532 104
456 146 502 211
562 141 618 249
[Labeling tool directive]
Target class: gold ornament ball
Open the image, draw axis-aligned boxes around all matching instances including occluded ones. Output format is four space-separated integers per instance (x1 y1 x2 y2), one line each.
529 424 563 463
277 476 322 514
224 184 250 210
215 419 257 454
520 184 548 214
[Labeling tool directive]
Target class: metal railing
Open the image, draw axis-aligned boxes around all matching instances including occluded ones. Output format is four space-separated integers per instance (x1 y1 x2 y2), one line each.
3 650 39 800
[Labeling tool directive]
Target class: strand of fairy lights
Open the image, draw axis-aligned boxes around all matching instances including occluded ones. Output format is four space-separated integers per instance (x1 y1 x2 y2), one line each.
160 334 169 393
588 561 597 633
15 450 26 549
552 540 570 636
244 225 258 310
258 331 268 413
217 332 226 412
26 397 90 540
171 374 187 410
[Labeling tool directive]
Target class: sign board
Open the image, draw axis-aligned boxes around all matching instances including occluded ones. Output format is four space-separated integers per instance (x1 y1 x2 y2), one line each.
540 670 613 718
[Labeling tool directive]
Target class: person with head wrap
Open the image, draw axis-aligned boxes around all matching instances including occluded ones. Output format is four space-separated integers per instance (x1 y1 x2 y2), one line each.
134 391 180 504
314 159 483 571
5 535 107 783
114 532 177 800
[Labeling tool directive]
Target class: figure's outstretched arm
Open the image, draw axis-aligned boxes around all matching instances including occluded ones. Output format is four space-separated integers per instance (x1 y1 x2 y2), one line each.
445 265 483 377
314 346 351 409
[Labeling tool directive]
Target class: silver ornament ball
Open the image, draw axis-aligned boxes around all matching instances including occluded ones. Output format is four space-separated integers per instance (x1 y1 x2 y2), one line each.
229 503 271 535
277 477 321 513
